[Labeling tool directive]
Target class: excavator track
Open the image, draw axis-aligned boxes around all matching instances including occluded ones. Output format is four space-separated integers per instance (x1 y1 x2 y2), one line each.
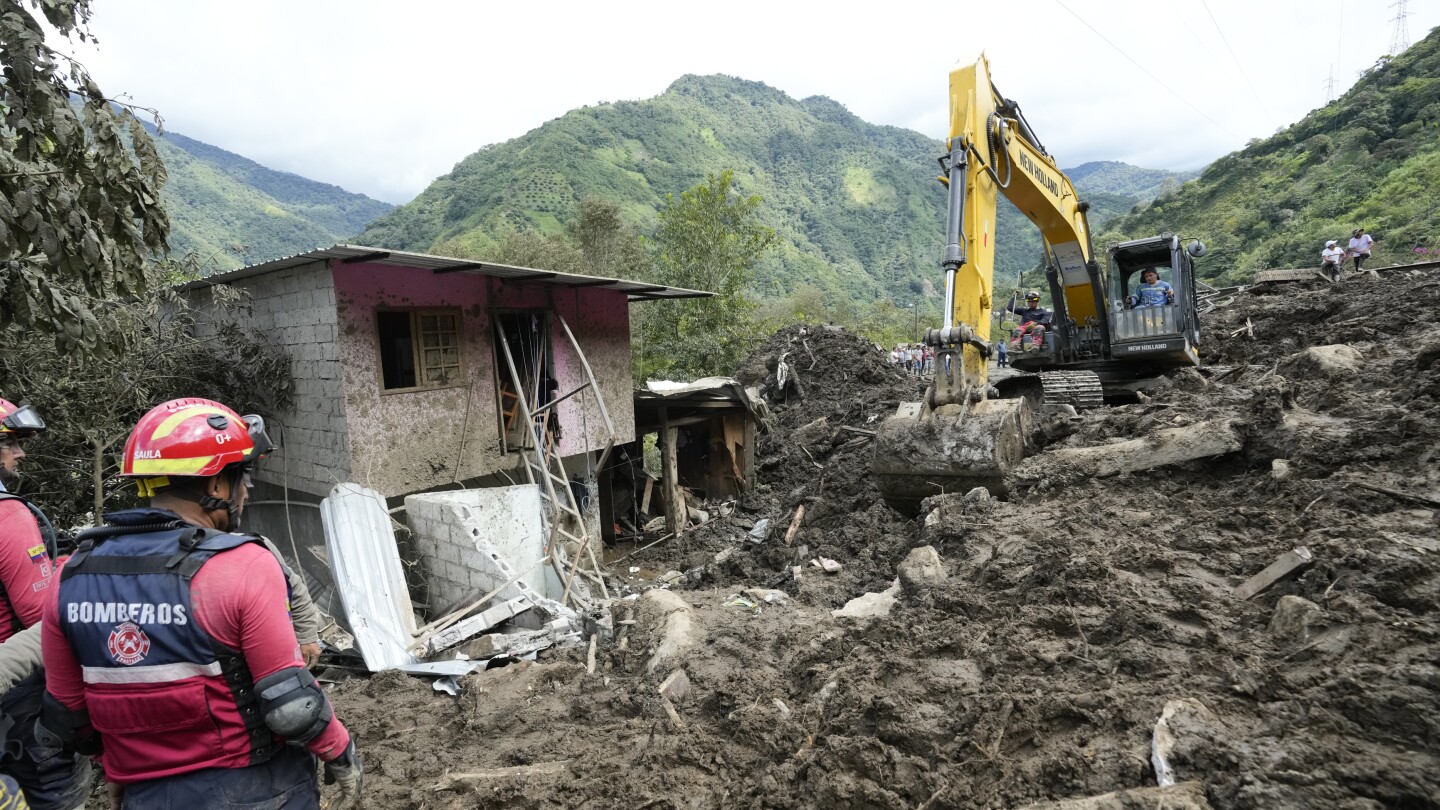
1037 370 1105 409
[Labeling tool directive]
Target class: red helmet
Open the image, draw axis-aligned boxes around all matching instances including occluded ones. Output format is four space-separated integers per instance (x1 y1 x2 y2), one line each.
0 398 45 437
121 398 273 482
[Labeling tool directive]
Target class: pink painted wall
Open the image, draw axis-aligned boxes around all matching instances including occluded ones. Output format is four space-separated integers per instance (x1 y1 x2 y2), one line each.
332 261 635 497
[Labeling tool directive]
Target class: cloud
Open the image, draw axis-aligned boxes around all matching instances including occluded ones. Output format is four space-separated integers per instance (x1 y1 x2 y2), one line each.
62 0 1439 203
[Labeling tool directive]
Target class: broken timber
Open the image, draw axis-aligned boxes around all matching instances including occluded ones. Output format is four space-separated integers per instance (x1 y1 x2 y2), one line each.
1013 418 1244 480
1233 547 1313 600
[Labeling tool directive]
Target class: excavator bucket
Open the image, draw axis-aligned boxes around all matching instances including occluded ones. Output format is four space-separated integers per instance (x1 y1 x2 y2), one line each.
871 397 1031 514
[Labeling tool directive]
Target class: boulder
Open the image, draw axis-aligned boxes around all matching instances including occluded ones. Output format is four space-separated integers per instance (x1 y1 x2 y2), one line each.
1281 344 1363 379
1269 595 1323 641
897 545 946 593
636 590 698 675
832 584 901 620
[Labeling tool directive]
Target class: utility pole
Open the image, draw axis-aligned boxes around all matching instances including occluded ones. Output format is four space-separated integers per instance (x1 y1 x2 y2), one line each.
1389 0 1411 55
914 301 921 342
1323 66 1336 104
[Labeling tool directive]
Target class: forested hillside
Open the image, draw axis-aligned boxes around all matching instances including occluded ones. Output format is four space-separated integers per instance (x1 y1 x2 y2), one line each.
147 125 392 270
1104 26 1440 284
360 75 1188 302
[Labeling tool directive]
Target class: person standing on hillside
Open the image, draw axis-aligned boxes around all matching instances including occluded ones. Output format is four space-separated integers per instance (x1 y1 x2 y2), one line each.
0 399 92 810
1348 227 1374 272
38 398 361 810
1320 240 1346 280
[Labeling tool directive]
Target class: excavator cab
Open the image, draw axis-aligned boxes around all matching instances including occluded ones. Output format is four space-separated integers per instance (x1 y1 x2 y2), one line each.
1105 234 1204 369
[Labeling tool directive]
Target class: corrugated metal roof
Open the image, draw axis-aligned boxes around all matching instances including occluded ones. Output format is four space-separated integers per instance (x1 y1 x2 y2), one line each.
178 243 714 301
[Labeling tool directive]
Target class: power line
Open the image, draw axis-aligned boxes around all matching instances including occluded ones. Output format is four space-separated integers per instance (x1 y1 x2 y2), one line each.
1199 0 1277 129
1390 0 1412 54
1051 0 1244 142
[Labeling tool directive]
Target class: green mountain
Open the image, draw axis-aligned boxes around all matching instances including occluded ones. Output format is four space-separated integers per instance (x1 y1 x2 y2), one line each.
1068 161 1199 201
1104 26 1440 284
147 125 393 271
360 76 1191 302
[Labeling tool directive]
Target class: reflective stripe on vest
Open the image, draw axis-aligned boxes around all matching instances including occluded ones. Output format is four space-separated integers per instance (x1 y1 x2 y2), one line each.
81 660 224 685
57 520 279 782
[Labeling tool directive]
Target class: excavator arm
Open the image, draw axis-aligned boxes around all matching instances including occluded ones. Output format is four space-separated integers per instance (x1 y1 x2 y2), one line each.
873 54 1101 512
932 53 1100 404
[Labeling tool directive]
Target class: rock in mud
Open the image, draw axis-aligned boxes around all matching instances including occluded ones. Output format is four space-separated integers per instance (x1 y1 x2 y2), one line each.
1016 781 1212 809
1281 344 1363 378
897 545 945 593
790 416 833 452
1152 698 1223 789
831 583 901 620
1269 595 1323 641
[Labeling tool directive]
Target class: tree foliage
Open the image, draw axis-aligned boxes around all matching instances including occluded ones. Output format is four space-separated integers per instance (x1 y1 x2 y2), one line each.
569 197 647 279
1102 26 1440 284
0 257 294 526
0 0 170 354
641 170 776 380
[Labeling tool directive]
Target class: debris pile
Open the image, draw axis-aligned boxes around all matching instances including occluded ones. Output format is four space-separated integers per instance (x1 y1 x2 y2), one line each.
325 270 1440 809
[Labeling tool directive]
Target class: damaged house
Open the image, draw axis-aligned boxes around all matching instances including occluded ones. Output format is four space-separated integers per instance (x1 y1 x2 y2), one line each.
182 245 711 668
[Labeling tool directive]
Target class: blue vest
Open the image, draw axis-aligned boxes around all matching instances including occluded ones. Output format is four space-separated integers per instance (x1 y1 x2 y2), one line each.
57 509 280 775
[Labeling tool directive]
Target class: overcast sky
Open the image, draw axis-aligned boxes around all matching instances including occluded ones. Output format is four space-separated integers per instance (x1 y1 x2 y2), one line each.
62 0 1439 204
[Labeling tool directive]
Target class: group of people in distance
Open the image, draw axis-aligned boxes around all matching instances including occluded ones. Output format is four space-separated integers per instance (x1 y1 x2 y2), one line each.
1321 227 1375 280
889 343 933 376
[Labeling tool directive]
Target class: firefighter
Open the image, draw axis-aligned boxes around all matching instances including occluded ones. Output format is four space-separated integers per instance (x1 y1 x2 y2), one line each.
37 399 361 809
0 400 91 810
0 399 56 639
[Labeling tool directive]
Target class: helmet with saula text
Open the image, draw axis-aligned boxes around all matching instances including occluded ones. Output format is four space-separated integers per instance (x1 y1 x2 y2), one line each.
121 398 273 498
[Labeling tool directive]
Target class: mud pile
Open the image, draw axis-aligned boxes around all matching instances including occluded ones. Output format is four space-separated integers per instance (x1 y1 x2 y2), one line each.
327 269 1440 809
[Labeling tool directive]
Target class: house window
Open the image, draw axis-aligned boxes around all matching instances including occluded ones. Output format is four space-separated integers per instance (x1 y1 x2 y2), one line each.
377 309 463 390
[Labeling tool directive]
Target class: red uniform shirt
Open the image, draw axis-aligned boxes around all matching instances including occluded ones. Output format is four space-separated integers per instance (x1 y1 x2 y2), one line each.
42 541 349 782
0 498 53 640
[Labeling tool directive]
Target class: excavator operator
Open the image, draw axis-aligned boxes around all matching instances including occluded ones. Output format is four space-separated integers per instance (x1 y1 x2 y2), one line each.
1131 269 1176 309
1007 291 1052 351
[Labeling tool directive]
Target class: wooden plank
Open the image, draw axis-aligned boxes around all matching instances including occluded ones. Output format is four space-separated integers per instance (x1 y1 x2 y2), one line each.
783 505 806 546
661 408 684 536
1232 547 1313 600
640 476 654 516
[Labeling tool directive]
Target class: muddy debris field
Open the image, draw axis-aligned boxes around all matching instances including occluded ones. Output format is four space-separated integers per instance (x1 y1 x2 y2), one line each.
327 268 1440 809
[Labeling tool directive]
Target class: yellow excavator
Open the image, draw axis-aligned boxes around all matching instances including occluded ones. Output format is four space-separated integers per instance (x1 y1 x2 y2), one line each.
872 54 1208 511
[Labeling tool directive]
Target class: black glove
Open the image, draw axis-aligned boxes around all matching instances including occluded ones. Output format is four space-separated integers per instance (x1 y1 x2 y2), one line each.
322 738 362 810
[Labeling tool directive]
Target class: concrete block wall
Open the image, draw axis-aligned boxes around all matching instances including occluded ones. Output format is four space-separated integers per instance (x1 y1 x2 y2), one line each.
187 259 350 498
404 487 556 616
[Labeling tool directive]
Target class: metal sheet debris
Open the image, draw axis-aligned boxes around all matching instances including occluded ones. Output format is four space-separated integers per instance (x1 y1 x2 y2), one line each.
320 482 582 675
321 483 421 672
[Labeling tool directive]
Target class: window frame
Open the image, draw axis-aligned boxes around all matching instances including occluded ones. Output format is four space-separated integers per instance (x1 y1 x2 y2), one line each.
374 307 467 394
